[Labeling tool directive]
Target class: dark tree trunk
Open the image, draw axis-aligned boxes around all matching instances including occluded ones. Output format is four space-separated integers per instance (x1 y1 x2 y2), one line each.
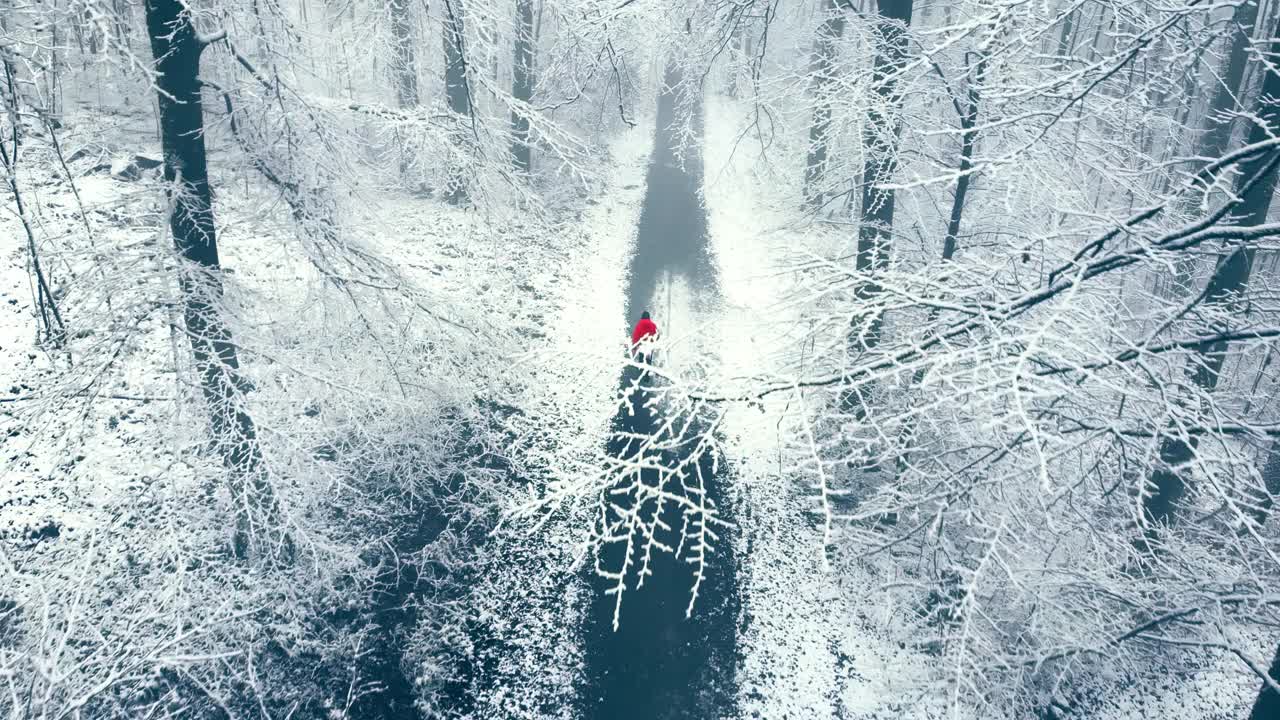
510 0 535 172
1249 643 1280 720
145 0 279 558
891 55 982 481
1055 7 1076 67
1199 0 1259 165
804 0 846 208
1164 0 1261 296
843 0 912 416
1247 437 1280 527
388 0 419 108
727 16 744 98
443 3 470 120
1139 17 1280 546
443 0 471 203
940 57 984 262
855 0 912 304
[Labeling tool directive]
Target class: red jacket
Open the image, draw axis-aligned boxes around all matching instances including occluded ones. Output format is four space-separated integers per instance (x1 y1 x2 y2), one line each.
631 318 658 346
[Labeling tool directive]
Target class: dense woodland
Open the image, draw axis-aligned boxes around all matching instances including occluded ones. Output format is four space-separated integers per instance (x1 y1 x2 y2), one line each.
3 0 1280 717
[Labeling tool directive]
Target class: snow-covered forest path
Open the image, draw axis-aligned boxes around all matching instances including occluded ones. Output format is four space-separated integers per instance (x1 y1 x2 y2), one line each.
577 69 740 720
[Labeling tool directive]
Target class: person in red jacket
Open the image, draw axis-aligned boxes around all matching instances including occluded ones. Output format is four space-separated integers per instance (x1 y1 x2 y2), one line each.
631 310 658 363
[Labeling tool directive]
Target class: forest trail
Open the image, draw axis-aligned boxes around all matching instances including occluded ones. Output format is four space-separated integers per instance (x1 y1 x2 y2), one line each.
577 69 741 719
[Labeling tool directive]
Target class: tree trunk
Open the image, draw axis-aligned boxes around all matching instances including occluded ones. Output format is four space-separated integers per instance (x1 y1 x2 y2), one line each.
144 0 280 559
727 17 744 98
1163 0 1261 297
443 0 470 203
1200 0 1259 166
510 0 535 172
388 0 419 108
1055 7 1076 67
0 7 19 124
1246 437 1280 527
1139 16 1280 546
1152 17 1205 201
843 0 912 416
891 55 982 481
1085 5 1112 64
804 0 846 208
941 57 984 262
1249 643 1280 720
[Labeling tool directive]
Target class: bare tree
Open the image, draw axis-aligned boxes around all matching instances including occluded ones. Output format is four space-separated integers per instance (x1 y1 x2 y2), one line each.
842 0 912 414
1163 0 1261 297
511 0 536 172
1199 0 1260 171
1 63 66 347
144 0 281 558
1136 13 1280 545
389 0 420 108
939 54 984 262
444 0 472 203
803 0 845 208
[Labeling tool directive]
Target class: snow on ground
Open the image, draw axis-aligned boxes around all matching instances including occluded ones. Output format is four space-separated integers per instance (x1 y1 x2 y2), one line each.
409 119 656 718
0 121 182 571
701 96 947 720
527 117 655 465
1089 653 1267 720
9 89 1264 719
2 94 655 715
700 94 1268 720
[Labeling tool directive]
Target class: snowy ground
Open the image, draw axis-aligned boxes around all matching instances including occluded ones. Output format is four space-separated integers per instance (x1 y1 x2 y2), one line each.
0 124 185 575
0 95 655 716
701 96 954 720
698 95 1266 720
440 118 658 718
5 89 1270 718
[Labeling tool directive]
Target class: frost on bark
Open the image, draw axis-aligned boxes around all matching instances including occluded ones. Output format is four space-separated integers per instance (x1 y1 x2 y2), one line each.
842 0 912 414
145 0 281 559
443 0 471 203
803 0 845 208
1138 17 1280 548
388 0 419 108
510 0 535 172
